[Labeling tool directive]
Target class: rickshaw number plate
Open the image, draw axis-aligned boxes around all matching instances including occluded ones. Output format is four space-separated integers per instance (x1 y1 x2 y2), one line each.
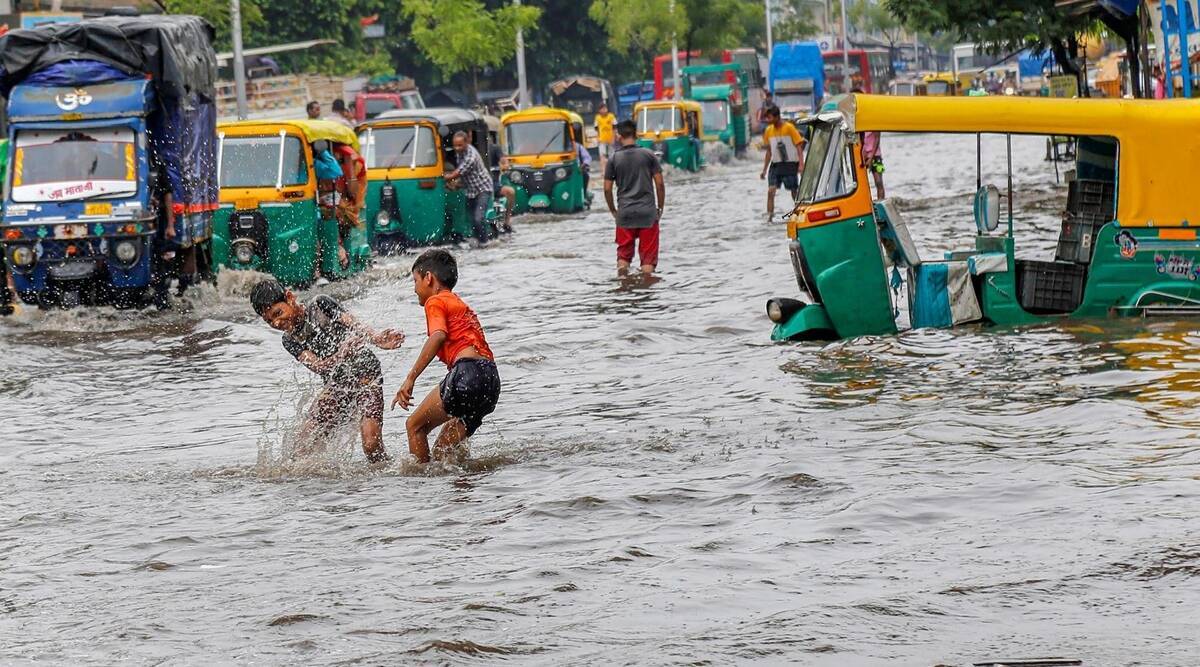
236 198 258 210
84 203 112 216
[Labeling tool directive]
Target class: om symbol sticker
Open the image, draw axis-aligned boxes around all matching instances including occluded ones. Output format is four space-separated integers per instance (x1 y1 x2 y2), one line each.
55 89 93 111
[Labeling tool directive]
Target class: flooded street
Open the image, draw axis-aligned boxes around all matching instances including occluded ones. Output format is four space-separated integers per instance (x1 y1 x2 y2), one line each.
2 134 1197 665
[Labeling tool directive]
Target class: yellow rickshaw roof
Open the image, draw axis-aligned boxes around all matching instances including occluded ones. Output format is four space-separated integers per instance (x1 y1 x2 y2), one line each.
836 94 1200 228
500 106 575 125
634 99 703 113
217 119 360 151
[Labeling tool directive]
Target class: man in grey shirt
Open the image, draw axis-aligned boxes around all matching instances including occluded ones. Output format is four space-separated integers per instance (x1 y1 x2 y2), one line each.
603 120 666 276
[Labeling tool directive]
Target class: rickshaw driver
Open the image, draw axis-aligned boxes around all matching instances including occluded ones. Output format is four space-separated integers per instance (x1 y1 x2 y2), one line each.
443 131 494 245
333 142 368 268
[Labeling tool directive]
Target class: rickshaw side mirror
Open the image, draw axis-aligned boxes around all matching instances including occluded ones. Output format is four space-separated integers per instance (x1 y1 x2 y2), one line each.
312 139 330 154
974 185 1002 233
438 125 450 138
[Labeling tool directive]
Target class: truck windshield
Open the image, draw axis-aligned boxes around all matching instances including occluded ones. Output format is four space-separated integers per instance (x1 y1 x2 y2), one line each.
798 123 855 203
699 100 729 132
365 98 399 119
361 125 438 169
220 135 307 188
505 120 570 156
638 107 683 133
775 92 814 111
11 128 137 203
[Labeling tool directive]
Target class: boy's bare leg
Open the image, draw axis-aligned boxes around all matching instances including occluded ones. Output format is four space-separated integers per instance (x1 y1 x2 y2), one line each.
766 185 777 221
432 419 470 462
405 388 453 463
360 417 388 463
617 260 631 275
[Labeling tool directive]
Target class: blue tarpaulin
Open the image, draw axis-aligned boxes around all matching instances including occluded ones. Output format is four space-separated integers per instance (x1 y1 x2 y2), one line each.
1018 50 1056 78
771 42 825 103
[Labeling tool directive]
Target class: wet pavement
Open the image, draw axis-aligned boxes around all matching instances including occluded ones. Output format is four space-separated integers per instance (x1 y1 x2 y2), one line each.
0 134 1197 665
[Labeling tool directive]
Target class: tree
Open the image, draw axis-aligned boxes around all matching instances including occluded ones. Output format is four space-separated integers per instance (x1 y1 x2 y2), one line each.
885 0 1096 93
589 0 688 87
164 0 264 51
851 0 906 78
679 0 763 60
773 0 820 44
401 0 541 98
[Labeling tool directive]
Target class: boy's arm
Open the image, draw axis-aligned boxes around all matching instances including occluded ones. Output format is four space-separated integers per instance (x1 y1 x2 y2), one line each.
604 179 617 217
654 172 665 216
392 331 447 410
761 140 771 178
336 311 404 349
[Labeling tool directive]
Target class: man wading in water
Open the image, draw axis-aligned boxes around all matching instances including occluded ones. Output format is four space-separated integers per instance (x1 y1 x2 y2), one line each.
604 120 665 277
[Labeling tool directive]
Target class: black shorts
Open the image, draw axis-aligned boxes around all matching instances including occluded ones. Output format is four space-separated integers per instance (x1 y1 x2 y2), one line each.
439 358 501 437
768 162 800 191
313 379 384 426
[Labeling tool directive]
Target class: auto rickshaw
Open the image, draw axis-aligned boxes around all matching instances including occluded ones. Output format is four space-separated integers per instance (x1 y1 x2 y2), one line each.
922 73 961 96
634 99 704 172
214 119 371 286
357 107 498 252
767 94 1200 341
499 106 591 215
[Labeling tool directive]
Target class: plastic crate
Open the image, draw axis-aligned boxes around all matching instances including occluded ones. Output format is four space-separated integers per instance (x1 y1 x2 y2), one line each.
1017 260 1087 314
1067 179 1115 219
1055 211 1110 263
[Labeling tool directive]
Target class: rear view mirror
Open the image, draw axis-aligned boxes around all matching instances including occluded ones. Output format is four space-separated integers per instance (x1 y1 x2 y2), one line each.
974 184 1002 233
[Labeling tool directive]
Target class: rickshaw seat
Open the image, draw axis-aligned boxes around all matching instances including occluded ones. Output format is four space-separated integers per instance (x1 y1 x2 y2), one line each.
875 200 922 267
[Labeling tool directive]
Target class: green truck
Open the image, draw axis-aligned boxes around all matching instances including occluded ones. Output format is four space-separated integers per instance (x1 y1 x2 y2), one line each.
681 63 751 158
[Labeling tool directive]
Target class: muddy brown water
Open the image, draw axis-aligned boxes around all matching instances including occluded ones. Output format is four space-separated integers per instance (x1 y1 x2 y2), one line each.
1 135 1197 665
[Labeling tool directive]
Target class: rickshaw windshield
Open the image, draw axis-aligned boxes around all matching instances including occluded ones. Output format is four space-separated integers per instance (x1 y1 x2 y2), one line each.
699 100 729 131
505 120 571 156
220 135 308 188
362 126 438 169
639 107 684 133
798 123 855 203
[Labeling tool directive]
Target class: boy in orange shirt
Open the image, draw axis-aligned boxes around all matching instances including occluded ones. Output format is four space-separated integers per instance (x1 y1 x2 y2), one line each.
392 249 500 462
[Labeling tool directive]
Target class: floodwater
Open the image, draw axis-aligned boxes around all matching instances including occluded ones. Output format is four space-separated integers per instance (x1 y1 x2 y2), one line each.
2 134 1197 666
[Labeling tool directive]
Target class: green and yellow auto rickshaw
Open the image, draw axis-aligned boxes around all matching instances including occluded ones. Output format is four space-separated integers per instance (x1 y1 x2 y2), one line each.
499 106 591 215
357 107 497 252
767 94 1200 341
634 99 704 172
215 119 371 286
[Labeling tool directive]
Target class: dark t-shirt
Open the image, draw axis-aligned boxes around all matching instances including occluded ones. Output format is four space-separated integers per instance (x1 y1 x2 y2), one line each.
488 143 503 188
604 144 662 229
282 295 381 387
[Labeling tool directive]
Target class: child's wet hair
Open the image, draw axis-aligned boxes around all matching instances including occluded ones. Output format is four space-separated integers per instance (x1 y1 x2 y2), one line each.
412 249 458 289
250 279 287 316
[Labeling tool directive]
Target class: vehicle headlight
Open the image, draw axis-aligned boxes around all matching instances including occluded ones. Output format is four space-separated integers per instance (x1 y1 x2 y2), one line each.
115 240 138 264
10 245 35 268
509 170 525 184
766 298 805 324
375 209 391 228
233 241 255 264
554 167 567 180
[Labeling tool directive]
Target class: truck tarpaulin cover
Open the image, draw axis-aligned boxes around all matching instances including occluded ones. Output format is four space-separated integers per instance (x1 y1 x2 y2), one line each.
771 42 826 101
0 16 219 221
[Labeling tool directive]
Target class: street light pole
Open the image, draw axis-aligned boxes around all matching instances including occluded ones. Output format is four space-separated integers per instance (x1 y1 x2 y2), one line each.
765 0 774 91
839 0 851 92
515 0 528 109
670 0 681 99
230 0 248 119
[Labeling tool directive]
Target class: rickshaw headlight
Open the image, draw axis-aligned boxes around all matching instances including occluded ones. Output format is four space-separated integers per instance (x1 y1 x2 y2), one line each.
10 245 35 268
554 167 567 180
233 241 255 264
509 170 525 184
766 298 805 324
375 210 391 228
114 240 138 264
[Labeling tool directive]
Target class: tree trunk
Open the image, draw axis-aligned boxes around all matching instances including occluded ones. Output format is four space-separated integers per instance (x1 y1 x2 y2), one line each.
1052 38 1086 97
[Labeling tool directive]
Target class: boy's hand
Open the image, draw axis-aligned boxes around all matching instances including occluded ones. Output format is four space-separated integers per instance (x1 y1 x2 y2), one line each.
392 379 415 411
373 329 405 349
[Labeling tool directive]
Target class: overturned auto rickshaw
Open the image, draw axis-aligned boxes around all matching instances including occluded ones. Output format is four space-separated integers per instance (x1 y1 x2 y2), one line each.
499 106 591 215
357 107 500 252
214 119 371 286
634 99 704 172
768 94 1200 341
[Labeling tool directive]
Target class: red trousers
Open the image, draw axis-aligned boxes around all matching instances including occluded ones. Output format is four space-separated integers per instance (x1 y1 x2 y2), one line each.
615 223 660 267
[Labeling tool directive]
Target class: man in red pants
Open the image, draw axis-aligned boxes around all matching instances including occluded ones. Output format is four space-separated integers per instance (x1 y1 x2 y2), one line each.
603 120 666 276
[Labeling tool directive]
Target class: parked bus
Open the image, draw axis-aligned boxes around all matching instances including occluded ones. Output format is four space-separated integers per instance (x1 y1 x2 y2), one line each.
822 49 892 95
653 49 764 100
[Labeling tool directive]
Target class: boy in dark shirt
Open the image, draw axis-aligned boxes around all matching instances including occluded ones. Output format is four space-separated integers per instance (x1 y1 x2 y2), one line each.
604 119 665 276
251 279 404 462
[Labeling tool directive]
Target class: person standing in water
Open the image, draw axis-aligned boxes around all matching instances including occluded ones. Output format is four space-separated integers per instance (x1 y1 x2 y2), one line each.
760 105 805 223
603 120 665 276
594 102 617 173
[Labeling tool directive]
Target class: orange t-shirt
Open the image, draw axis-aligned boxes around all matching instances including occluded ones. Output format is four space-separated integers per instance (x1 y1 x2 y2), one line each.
424 291 494 367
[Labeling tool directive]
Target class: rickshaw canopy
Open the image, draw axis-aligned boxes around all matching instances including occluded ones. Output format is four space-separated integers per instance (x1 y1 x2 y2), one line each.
500 106 576 126
219 118 360 151
634 99 704 114
828 94 1200 229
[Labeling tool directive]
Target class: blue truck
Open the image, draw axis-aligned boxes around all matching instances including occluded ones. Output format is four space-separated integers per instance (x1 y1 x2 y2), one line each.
769 42 825 123
0 16 218 311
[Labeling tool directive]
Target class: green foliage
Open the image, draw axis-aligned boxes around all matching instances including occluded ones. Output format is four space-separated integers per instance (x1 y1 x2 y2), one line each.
851 0 904 45
164 0 264 50
680 0 763 53
588 0 687 56
513 0 648 88
885 0 1091 61
401 0 541 77
773 0 819 43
